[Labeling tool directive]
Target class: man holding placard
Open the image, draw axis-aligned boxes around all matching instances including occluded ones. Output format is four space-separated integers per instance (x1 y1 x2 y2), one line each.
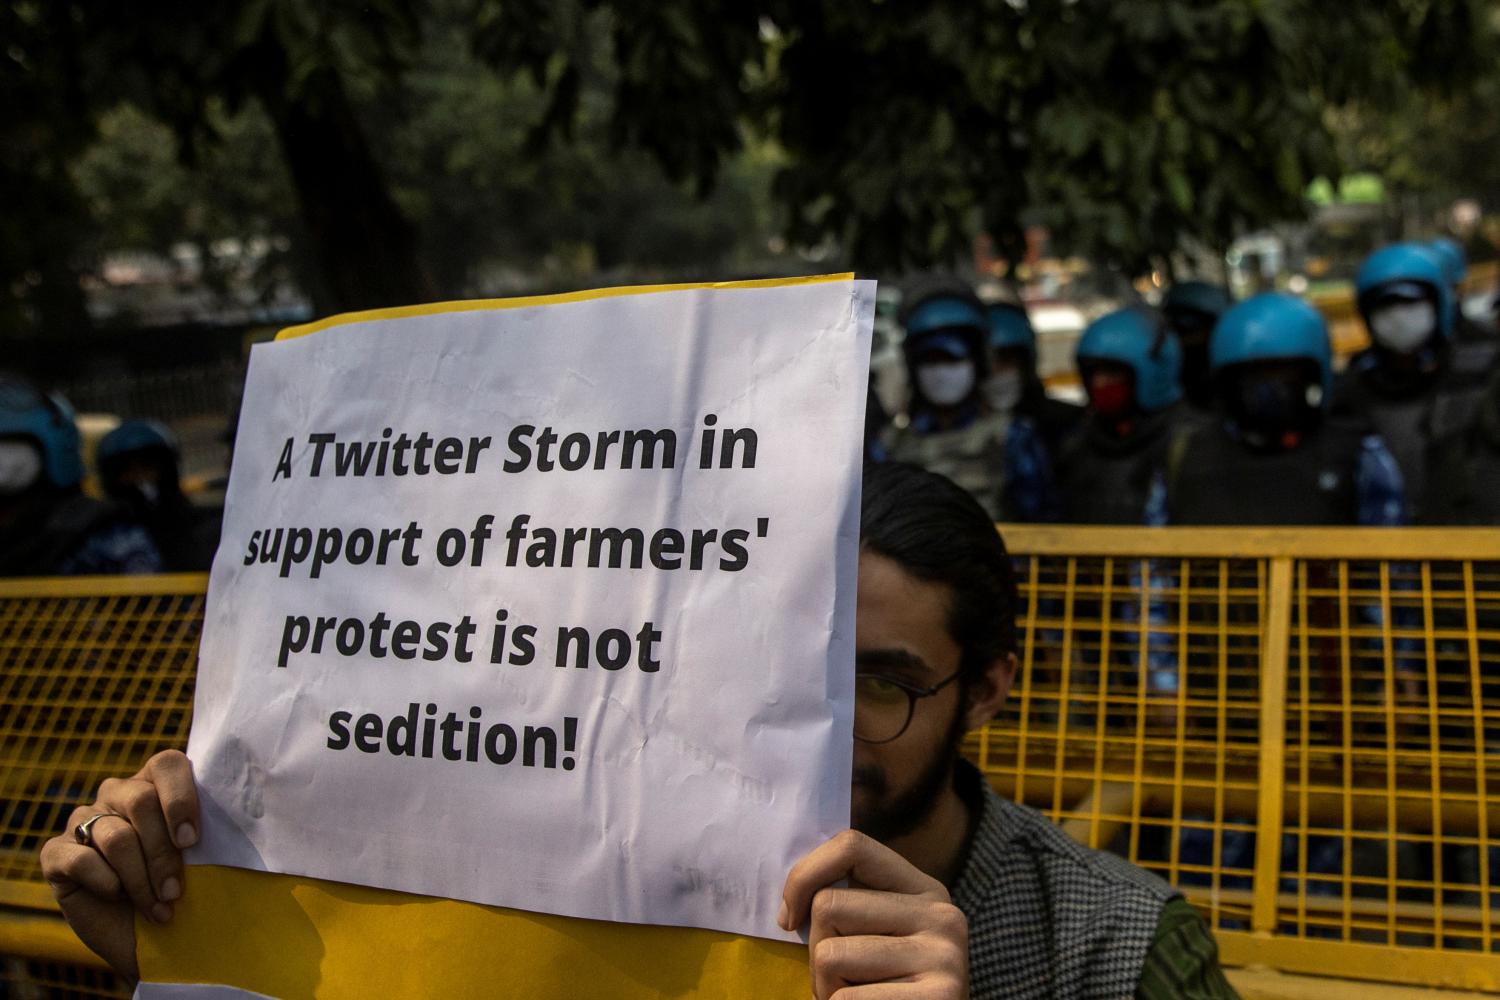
41 277 1232 997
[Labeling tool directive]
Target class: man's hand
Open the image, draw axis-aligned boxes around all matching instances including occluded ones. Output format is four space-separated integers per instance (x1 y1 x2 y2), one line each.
780 829 969 1000
38 749 200 982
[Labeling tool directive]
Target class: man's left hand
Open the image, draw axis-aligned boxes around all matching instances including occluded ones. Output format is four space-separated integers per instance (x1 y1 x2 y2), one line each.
780 829 969 1000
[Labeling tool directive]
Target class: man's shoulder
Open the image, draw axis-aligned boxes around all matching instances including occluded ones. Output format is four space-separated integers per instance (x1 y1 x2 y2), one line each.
952 767 1176 998
961 784 1176 908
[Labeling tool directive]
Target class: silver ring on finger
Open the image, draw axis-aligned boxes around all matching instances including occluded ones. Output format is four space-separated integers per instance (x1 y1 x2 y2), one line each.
74 811 124 849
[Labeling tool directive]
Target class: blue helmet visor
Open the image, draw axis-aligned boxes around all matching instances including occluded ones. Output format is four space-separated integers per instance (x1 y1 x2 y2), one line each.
909 332 970 360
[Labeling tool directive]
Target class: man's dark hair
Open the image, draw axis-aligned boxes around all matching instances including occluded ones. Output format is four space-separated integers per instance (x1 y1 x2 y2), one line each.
859 461 1019 683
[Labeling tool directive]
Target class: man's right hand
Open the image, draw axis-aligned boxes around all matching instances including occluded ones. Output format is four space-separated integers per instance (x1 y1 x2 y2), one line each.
781 829 969 1000
38 749 200 982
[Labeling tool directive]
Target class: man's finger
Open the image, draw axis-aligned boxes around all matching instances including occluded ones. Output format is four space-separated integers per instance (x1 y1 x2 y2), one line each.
809 887 956 939
100 777 181 903
812 934 926 999
807 888 967 978
40 837 125 902
139 749 200 849
827 984 958 1000
87 814 170 923
42 814 143 981
782 830 946 931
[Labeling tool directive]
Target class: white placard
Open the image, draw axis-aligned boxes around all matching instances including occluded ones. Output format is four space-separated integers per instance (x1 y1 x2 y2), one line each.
185 277 872 942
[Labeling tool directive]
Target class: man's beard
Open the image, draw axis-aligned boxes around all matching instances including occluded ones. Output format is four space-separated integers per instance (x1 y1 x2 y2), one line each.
850 702 967 843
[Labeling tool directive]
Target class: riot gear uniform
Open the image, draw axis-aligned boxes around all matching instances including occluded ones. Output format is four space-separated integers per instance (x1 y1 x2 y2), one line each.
97 418 224 571
1332 243 1499 518
0 375 161 576
1169 293 1407 527
1162 280 1234 412
883 288 1010 517
1054 308 1189 524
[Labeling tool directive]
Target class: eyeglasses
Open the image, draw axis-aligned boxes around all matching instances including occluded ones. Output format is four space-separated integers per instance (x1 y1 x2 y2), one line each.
853 669 962 744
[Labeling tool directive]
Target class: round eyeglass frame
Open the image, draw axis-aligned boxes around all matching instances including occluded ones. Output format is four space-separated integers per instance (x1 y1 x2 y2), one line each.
853 668 963 744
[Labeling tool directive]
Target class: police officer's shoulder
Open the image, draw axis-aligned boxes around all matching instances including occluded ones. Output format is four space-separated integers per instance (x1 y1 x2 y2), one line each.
43 491 122 539
1427 383 1487 442
1328 357 1377 414
975 408 1011 432
1316 411 1386 467
1344 347 1380 373
1168 400 1214 431
1322 407 1380 440
1447 339 1500 382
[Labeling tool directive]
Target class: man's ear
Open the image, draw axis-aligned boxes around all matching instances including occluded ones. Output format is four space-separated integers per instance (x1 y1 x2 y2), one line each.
963 652 1018 732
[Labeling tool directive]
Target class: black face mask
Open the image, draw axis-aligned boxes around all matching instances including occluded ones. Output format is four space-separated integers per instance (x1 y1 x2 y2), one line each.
1228 371 1317 445
115 480 163 517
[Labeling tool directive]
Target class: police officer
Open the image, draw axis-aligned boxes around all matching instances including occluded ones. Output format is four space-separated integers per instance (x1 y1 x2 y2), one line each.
1423 364 1500 524
883 286 1010 518
1162 280 1234 412
1048 308 1188 524
1331 243 1498 519
1428 236 1493 343
984 300 1082 454
97 419 224 571
0 375 162 576
1168 293 1406 526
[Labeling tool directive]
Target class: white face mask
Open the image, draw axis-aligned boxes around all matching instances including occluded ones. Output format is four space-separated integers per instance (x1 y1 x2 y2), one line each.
983 369 1024 413
0 440 43 496
1370 301 1437 354
916 361 976 407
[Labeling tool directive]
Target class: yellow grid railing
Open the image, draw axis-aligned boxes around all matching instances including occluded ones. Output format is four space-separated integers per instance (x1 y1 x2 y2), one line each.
3 529 1500 992
0 574 206 996
971 526 1500 993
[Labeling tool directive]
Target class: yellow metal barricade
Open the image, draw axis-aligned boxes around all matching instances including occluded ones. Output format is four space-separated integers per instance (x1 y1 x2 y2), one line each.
3 529 1500 994
973 526 1500 994
0 574 206 998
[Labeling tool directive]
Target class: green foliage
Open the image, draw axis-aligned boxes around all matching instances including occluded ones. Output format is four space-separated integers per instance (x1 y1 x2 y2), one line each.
371 9 781 293
69 102 304 300
1331 34 1500 220
2 0 431 328
476 0 1489 274
2 0 1492 344
769 0 1490 273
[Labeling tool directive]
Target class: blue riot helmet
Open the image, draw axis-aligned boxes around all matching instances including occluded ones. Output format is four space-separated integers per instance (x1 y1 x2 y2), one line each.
901 288 989 411
1427 237 1468 288
97 419 179 468
1211 293 1332 396
97 418 182 503
1355 243 1453 351
1163 281 1233 326
1075 307 1182 414
0 374 84 490
983 301 1038 414
986 302 1036 361
1163 280 1233 407
1211 293 1332 445
903 290 989 357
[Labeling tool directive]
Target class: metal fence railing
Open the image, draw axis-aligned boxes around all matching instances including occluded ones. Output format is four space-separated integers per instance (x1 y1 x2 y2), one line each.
3 528 1500 993
57 359 243 483
0 575 205 997
57 360 241 428
971 526 1500 993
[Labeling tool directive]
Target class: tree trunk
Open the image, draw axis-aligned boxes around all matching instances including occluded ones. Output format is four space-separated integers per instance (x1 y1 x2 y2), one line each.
248 39 434 314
